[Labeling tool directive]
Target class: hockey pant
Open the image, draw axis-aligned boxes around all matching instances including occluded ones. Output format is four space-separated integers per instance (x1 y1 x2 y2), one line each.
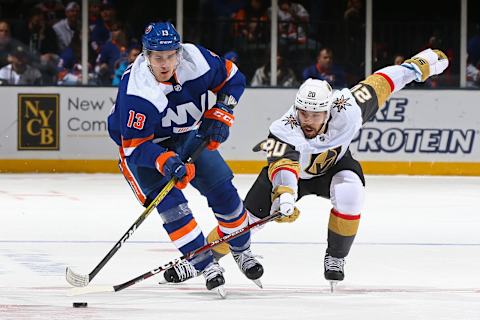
209 149 365 260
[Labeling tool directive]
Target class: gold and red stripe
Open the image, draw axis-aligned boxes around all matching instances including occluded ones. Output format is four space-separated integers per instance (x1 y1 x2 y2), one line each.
207 226 231 255
361 74 392 107
328 208 361 237
270 167 299 181
268 159 300 181
375 72 395 92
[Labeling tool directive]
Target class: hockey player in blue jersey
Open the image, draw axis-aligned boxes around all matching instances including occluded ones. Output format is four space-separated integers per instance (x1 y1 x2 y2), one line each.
107 22 263 297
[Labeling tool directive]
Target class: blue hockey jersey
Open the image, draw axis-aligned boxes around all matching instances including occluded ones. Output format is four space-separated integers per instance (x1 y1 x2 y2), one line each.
107 44 246 168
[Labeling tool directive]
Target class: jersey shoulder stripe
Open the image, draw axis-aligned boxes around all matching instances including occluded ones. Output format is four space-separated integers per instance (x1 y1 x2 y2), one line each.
125 54 169 114
211 59 238 93
176 44 211 82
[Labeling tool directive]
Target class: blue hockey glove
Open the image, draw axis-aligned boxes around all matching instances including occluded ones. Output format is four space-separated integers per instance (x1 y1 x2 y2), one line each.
155 151 195 189
199 103 234 151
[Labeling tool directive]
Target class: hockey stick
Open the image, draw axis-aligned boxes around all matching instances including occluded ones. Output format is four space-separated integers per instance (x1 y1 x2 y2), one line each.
69 212 282 295
66 139 208 287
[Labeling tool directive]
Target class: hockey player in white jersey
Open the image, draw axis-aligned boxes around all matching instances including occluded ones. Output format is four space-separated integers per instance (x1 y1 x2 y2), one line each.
163 48 449 289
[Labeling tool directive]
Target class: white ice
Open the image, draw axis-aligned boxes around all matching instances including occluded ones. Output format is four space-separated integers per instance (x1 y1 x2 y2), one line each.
0 173 479 320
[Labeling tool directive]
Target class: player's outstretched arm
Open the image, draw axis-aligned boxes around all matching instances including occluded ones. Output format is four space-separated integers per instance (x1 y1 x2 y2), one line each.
262 135 302 222
351 49 449 123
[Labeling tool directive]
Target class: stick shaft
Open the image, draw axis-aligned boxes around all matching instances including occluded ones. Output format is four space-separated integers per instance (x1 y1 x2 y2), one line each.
112 212 281 292
88 179 176 281
69 140 207 285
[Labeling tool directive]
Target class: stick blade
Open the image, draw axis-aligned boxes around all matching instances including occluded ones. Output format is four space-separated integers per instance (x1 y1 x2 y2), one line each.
68 285 115 296
66 267 90 287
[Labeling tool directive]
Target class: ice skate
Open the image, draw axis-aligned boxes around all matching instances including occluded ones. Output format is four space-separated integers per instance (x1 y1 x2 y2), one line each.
161 260 198 284
324 254 345 292
202 262 226 298
232 248 264 288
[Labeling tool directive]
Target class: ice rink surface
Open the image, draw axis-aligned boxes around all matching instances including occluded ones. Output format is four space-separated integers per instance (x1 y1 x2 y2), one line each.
0 173 479 320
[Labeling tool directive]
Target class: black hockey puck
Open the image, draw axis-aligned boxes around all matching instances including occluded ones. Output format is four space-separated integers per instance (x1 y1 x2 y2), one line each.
73 302 88 308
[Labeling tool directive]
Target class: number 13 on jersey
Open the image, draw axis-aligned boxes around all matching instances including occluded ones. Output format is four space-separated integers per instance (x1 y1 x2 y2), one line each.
127 110 146 130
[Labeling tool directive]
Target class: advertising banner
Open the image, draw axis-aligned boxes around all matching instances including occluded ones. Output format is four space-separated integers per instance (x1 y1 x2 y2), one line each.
0 87 478 175
17 94 60 150
349 91 479 162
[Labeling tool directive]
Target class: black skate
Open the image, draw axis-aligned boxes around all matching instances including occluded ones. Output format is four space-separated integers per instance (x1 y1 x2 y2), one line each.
202 262 226 298
324 254 345 292
162 260 198 284
232 248 264 288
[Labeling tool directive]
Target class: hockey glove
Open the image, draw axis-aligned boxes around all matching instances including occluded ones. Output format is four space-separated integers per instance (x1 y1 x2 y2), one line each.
271 185 299 222
155 151 195 190
402 48 449 82
275 207 300 223
199 103 234 151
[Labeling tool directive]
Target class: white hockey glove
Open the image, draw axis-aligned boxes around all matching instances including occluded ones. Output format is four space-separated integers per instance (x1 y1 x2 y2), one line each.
402 48 449 82
271 186 299 223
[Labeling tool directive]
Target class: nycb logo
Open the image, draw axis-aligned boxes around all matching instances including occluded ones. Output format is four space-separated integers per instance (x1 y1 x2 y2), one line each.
18 94 60 150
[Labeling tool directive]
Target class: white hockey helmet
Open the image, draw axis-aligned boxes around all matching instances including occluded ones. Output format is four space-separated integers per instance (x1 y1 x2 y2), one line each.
294 78 333 113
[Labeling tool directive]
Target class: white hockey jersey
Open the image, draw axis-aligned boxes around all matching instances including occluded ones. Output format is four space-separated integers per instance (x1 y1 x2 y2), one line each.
266 88 363 180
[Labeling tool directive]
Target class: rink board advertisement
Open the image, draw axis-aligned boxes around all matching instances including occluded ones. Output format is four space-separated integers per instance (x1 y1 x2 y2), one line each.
17 94 60 150
0 87 479 175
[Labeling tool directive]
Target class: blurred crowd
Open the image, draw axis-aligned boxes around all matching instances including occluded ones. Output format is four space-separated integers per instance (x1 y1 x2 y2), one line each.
0 1 140 86
0 0 478 88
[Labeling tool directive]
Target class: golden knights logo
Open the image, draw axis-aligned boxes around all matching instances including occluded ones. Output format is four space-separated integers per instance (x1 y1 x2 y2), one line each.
332 95 351 112
282 114 299 129
18 94 60 150
305 146 342 175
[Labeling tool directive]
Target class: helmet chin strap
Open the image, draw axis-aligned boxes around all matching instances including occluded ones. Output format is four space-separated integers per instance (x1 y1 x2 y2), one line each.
317 111 330 135
318 121 327 134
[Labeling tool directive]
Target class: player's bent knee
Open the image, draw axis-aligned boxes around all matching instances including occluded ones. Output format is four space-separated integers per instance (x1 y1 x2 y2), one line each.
205 180 241 210
330 170 365 214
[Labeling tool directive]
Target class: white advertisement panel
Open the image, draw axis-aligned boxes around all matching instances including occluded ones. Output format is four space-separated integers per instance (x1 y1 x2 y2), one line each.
349 90 480 162
224 89 480 164
0 86 117 159
0 87 479 173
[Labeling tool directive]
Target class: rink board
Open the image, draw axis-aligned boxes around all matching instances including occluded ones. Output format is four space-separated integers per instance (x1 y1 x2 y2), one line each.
0 87 479 175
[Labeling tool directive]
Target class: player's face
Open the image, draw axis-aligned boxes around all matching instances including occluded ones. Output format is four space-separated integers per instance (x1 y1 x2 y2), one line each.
147 50 178 82
317 50 332 68
297 109 328 139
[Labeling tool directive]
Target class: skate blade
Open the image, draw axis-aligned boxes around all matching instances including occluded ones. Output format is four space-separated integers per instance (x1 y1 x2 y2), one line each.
214 285 227 299
252 279 263 289
329 280 339 293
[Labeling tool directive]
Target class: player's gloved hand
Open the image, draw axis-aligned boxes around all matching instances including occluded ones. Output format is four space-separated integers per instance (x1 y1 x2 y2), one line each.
402 48 449 82
155 151 195 189
199 103 234 151
275 207 300 223
271 186 299 222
